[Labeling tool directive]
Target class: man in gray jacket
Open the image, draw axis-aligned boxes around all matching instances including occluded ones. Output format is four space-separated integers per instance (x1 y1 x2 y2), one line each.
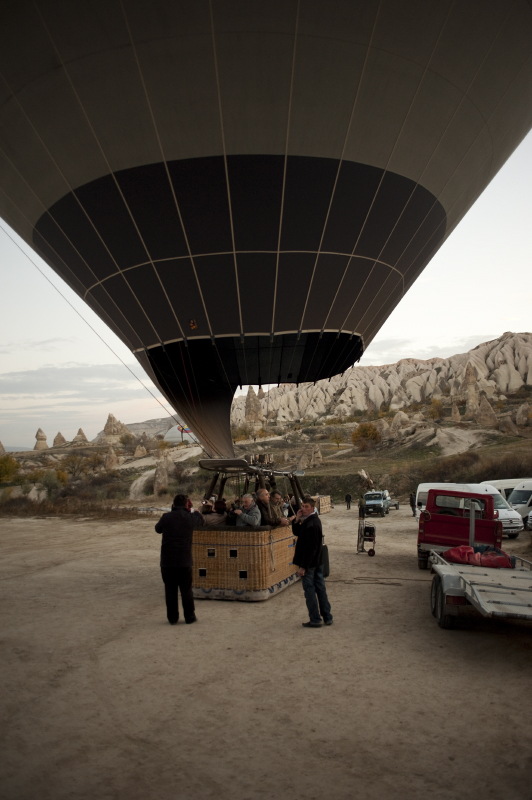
234 493 261 527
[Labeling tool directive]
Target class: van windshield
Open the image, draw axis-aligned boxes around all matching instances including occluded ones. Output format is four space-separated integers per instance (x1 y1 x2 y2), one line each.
508 489 532 505
491 493 510 510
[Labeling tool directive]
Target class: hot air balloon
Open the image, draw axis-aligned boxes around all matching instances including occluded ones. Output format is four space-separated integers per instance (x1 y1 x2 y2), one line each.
1 1 531 457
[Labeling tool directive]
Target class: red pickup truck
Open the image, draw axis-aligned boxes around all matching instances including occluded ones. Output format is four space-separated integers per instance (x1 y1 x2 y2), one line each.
417 489 503 569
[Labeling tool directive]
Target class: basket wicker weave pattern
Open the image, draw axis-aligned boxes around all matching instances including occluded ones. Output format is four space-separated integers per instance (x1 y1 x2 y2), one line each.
191 525 299 601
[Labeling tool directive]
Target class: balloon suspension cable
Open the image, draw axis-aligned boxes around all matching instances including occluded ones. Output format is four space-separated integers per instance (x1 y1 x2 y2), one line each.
0 222 214 455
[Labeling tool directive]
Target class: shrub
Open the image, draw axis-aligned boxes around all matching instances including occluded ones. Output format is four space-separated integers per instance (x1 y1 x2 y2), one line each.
62 453 88 478
55 469 69 485
351 423 381 448
0 454 20 483
25 468 46 484
426 399 444 421
40 470 63 499
157 440 170 452
329 433 345 449
85 452 104 473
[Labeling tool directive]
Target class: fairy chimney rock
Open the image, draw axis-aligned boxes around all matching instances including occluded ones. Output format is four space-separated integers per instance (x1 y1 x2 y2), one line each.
153 459 169 495
0 440 5 456
105 447 118 470
476 395 498 427
53 432 67 447
34 428 49 450
451 402 461 423
516 402 530 427
245 386 263 423
133 444 147 458
102 413 131 443
462 362 480 419
257 387 265 400
72 428 89 445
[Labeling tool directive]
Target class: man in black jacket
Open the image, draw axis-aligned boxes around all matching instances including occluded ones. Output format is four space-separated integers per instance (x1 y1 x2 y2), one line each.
155 494 205 625
345 492 352 510
293 496 333 628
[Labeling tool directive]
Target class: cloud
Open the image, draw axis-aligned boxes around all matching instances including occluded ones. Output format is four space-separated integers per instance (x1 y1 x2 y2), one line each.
360 333 499 366
0 337 77 355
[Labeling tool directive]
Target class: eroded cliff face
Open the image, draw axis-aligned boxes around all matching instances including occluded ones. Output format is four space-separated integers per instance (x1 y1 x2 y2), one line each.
231 332 532 425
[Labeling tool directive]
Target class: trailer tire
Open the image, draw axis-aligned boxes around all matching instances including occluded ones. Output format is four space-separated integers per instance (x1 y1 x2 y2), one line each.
418 557 428 570
436 582 454 629
380 509 385 517
508 533 519 539
430 575 440 617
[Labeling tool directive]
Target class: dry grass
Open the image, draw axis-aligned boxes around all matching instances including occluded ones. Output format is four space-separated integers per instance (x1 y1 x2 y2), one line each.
0 496 141 519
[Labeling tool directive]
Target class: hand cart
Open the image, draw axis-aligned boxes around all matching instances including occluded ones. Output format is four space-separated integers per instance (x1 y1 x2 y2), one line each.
357 519 376 557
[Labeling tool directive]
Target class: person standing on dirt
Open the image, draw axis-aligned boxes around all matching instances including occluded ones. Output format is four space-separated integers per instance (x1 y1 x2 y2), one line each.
358 495 366 519
345 492 352 510
155 493 205 626
293 496 333 628
409 492 416 517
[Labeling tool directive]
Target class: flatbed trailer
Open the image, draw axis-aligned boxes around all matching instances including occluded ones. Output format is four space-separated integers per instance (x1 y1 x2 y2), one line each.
428 550 532 629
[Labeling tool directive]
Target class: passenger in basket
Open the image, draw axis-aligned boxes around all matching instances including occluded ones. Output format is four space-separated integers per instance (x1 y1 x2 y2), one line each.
293 496 333 628
234 493 261 527
155 493 205 626
256 488 289 527
271 490 297 523
208 499 228 527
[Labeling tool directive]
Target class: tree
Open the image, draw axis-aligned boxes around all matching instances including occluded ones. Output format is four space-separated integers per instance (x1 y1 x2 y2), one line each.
256 428 269 438
329 433 345 449
0 454 20 483
62 453 88 478
157 440 170 452
351 423 381 449
426 399 444 421
119 433 135 453
85 452 104 473
25 468 46 485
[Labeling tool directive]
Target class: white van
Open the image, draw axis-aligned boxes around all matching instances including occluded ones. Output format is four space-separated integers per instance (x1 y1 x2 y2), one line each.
415 482 523 539
507 480 532 530
479 478 531 501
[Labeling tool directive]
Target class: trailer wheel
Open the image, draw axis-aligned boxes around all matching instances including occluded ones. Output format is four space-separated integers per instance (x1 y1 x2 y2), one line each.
430 575 440 617
418 558 428 570
368 548 375 557
508 533 519 539
395 503 400 510
380 509 385 517
436 582 454 629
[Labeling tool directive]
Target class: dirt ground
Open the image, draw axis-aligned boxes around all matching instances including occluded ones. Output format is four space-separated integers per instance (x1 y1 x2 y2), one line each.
1 507 532 800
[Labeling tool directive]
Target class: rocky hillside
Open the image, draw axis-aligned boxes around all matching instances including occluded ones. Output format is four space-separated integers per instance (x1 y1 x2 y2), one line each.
231 332 532 425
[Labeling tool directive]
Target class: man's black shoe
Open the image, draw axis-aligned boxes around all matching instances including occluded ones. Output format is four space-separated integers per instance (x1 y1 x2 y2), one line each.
324 619 333 626
186 616 197 624
168 618 178 625
302 621 323 628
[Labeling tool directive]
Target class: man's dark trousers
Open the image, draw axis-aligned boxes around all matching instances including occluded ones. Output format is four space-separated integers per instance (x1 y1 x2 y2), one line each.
161 566 195 623
302 565 332 625
346 500 351 509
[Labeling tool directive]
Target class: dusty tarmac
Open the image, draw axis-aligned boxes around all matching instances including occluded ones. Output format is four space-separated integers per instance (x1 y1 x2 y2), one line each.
1 507 532 800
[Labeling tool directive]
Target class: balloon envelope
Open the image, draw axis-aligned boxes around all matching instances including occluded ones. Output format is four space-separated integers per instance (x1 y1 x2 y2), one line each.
1 1 532 455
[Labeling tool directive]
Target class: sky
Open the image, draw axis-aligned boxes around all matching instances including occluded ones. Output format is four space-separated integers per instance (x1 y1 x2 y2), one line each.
1 131 531 448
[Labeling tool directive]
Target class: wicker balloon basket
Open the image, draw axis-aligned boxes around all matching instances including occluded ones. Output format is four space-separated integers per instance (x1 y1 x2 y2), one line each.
192 525 300 601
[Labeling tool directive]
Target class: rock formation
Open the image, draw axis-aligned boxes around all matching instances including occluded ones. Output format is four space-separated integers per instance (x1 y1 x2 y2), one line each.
476 396 498 427
133 445 147 458
390 411 410 434
105 447 118 470
499 417 520 436
451 402 461 422
244 386 263 424
99 413 131 444
230 332 532 425
516 402 530 427
0 440 5 456
72 428 88 445
53 432 67 446
257 386 265 400
34 428 49 450
462 362 480 419
153 459 168 495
